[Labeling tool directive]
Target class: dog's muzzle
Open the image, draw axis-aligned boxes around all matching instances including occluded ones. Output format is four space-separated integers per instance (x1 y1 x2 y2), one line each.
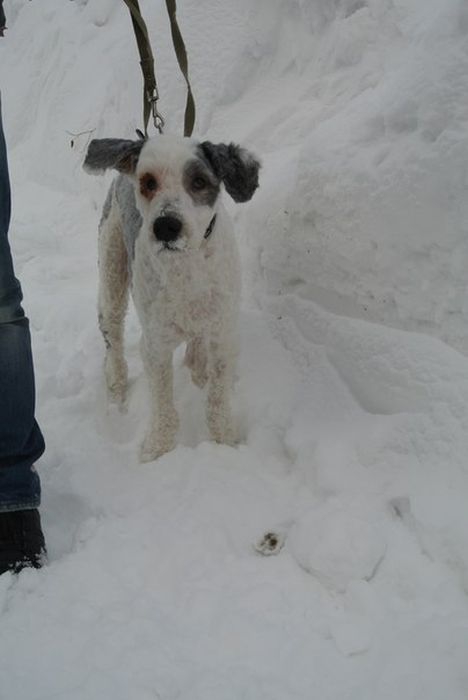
153 216 183 243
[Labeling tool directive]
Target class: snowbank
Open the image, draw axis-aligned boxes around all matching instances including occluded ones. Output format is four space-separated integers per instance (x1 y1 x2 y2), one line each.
1 1 468 699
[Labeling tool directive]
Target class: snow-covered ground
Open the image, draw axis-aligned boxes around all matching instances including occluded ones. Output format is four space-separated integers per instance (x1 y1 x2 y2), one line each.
1 0 468 698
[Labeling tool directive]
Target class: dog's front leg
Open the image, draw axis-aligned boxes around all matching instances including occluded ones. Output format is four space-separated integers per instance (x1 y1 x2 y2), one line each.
206 339 236 446
140 342 179 462
98 214 129 406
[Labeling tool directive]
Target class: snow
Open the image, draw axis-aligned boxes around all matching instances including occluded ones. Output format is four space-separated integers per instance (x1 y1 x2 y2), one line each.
1 0 468 698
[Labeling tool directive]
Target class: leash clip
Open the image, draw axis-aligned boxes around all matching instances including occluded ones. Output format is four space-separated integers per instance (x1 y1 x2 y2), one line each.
147 88 165 134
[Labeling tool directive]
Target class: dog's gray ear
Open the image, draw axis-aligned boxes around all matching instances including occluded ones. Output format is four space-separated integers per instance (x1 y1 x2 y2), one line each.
199 142 260 202
83 138 144 175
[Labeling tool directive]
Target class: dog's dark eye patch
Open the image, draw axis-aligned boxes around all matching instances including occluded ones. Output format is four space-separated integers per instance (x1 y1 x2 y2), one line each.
140 172 159 200
183 159 220 207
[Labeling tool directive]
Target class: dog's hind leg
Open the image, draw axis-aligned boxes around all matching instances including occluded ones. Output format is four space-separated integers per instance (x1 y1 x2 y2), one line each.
185 337 208 389
98 203 129 406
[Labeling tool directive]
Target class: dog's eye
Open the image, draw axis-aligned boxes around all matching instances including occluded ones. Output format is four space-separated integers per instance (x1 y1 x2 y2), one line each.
192 176 208 191
140 174 159 196
144 176 158 191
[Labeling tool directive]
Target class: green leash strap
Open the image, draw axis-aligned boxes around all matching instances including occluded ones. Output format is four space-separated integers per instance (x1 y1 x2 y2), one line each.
122 0 195 137
164 0 196 137
122 0 162 136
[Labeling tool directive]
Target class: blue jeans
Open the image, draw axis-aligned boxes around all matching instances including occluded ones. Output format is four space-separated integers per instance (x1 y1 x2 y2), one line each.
0 97 44 512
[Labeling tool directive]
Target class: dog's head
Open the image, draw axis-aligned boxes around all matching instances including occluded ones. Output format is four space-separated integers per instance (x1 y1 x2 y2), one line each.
84 134 260 253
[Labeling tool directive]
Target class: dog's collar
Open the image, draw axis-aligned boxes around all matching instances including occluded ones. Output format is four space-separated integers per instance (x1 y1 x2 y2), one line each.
204 214 217 240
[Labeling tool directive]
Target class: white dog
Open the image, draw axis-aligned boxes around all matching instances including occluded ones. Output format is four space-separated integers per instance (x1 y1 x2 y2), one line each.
84 134 260 461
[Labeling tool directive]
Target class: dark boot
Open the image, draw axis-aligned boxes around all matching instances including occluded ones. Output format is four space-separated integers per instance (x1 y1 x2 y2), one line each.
0 509 46 575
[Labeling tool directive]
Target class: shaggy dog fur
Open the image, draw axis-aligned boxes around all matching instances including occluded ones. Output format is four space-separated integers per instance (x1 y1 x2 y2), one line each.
84 134 260 461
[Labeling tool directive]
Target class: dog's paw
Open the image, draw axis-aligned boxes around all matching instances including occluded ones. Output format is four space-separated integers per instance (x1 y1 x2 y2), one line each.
207 414 238 447
254 531 285 556
211 430 238 448
139 432 175 463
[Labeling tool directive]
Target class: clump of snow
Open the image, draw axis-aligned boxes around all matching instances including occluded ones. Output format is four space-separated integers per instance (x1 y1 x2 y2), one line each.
1 0 468 698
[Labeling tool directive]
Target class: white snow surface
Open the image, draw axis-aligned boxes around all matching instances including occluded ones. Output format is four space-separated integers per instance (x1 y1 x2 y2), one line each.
1 0 468 698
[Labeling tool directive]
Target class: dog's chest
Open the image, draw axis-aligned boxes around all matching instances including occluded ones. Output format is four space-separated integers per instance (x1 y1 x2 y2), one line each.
133 250 219 340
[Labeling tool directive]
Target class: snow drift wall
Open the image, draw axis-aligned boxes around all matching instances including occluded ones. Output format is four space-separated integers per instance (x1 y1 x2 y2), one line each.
1 0 468 350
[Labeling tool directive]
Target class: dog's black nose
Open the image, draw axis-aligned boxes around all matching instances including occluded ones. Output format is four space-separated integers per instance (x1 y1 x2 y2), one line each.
153 216 183 242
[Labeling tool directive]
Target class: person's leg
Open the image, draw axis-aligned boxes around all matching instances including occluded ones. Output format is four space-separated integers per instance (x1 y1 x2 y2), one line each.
0 95 46 573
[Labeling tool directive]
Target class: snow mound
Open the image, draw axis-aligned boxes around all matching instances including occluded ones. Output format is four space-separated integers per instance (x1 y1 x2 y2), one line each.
1 1 468 699
290 500 387 591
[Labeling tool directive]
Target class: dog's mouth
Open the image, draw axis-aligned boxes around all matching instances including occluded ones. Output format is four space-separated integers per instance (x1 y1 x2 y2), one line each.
157 240 185 254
